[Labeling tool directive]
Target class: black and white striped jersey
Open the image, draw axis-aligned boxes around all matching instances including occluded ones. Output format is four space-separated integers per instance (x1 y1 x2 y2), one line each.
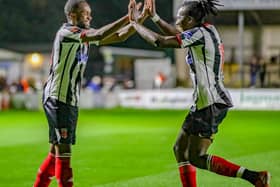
43 23 98 106
177 23 233 110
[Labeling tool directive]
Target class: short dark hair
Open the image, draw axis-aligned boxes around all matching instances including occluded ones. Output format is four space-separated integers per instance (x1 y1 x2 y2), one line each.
64 0 87 19
182 0 222 23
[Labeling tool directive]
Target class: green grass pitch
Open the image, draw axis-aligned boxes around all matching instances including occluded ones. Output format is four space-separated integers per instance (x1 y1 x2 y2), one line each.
0 109 279 187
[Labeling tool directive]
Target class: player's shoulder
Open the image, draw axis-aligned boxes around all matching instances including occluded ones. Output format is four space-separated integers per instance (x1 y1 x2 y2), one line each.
180 27 201 40
202 22 218 31
63 23 83 33
57 23 83 37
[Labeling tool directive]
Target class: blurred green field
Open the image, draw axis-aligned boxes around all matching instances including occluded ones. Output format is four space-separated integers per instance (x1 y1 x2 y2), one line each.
0 109 279 187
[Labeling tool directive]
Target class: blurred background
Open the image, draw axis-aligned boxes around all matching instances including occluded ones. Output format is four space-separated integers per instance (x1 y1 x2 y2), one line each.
0 1 279 187
0 0 280 110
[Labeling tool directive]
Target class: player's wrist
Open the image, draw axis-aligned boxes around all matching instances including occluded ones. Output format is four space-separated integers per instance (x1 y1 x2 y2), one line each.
151 13 160 23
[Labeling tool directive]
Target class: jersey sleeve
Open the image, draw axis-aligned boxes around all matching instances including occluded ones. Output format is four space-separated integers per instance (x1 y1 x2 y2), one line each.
176 28 204 48
59 26 83 42
59 26 99 45
80 30 100 46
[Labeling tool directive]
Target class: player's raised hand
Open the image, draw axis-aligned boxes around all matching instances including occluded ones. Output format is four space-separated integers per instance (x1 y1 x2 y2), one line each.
140 0 150 18
134 1 144 22
136 1 143 12
147 0 157 16
128 0 138 22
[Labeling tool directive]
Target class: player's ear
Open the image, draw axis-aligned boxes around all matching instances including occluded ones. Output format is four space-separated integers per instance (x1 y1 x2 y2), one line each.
69 12 77 22
187 16 194 25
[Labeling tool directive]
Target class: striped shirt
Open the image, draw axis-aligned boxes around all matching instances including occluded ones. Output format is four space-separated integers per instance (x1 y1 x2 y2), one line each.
43 23 98 106
176 23 233 110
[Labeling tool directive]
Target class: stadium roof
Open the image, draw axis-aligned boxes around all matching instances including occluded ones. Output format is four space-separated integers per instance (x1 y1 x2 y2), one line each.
219 0 280 10
214 10 280 25
216 0 280 25
173 0 280 25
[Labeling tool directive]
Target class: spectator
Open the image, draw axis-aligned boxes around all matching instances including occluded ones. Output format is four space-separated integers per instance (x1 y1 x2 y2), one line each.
249 55 260 88
1 88 10 110
20 78 29 93
154 71 166 89
259 58 267 88
87 76 102 93
0 75 7 92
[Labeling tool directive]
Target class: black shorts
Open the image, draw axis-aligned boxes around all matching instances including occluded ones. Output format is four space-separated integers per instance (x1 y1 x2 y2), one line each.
43 97 78 145
182 103 229 139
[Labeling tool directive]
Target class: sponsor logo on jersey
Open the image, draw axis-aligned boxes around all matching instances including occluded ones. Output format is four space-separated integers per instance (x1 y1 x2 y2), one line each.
183 31 194 40
76 50 88 64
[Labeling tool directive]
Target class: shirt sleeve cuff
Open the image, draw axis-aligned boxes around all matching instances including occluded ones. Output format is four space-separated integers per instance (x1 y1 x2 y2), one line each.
176 34 183 48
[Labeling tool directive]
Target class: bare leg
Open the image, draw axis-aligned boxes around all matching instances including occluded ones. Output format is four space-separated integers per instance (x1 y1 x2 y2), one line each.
188 135 211 169
173 129 190 162
173 130 197 187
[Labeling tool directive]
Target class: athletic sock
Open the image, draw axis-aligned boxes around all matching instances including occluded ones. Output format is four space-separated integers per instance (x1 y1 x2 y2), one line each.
33 153 55 187
55 156 73 187
207 155 241 177
178 162 197 187
241 169 259 185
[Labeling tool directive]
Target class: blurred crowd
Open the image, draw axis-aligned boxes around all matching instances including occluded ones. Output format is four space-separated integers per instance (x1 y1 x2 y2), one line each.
0 59 279 110
0 74 136 110
0 76 39 110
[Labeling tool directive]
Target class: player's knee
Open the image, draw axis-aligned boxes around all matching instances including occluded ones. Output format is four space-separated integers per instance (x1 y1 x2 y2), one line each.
189 152 207 168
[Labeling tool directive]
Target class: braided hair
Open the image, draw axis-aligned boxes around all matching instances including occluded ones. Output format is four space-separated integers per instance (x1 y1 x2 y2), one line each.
182 0 222 23
64 0 87 20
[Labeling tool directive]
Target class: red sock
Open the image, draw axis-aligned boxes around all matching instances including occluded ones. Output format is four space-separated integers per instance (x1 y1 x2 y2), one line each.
208 155 241 177
34 153 55 187
178 162 197 187
55 157 73 187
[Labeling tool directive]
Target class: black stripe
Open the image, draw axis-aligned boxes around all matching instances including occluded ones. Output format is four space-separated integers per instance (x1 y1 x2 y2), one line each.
189 50 199 105
203 26 232 105
73 67 82 106
57 44 75 101
201 42 213 106
188 50 196 73
62 37 80 43
188 38 204 47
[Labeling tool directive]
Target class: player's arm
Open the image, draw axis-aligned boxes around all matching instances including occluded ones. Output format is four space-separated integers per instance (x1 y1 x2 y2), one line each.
148 0 180 36
99 0 149 45
81 15 130 43
132 22 180 48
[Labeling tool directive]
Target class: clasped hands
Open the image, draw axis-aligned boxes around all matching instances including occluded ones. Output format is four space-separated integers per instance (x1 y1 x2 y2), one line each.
128 0 156 23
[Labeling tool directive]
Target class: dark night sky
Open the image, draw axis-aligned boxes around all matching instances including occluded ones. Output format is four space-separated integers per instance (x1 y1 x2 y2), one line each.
0 0 173 50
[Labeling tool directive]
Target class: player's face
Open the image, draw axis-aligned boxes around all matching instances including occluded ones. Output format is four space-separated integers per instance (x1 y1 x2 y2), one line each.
76 2 92 29
175 6 193 32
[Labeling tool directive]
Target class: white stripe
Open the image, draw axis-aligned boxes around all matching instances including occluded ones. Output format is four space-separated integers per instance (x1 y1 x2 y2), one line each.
206 155 212 171
56 155 71 158
236 167 246 178
178 161 190 167
56 153 72 158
